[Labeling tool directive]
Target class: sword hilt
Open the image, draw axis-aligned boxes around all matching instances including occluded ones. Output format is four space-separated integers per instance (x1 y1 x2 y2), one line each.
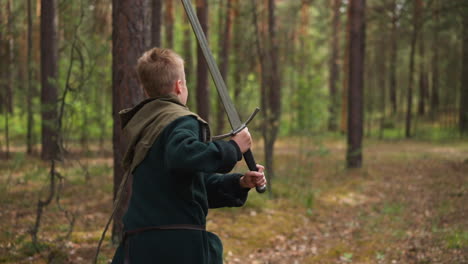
211 107 266 194
212 108 260 140
243 149 267 193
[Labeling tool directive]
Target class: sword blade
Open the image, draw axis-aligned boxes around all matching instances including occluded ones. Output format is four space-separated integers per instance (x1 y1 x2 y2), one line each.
181 0 266 193
181 0 241 129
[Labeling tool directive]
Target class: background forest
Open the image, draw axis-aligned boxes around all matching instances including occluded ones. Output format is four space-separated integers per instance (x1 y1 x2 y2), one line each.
0 0 467 263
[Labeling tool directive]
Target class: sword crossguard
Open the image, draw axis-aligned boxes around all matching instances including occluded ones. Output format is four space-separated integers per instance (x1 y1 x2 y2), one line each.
212 107 260 140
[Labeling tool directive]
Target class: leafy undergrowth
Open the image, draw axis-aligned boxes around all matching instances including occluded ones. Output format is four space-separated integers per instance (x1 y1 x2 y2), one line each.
0 139 467 263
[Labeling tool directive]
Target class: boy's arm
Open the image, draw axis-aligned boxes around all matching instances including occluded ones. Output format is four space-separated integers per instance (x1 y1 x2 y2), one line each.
165 116 242 173
205 165 265 208
205 173 250 208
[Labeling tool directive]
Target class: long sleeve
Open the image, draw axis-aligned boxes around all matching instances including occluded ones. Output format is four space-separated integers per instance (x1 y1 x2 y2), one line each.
165 116 242 174
205 173 250 208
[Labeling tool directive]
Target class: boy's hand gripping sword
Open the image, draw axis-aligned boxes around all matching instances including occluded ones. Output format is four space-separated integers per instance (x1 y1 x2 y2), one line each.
181 0 266 193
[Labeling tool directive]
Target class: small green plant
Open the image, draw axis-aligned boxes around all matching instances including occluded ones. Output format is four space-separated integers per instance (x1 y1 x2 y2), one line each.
446 230 468 249
382 202 404 215
340 252 353 262
376 252 385 261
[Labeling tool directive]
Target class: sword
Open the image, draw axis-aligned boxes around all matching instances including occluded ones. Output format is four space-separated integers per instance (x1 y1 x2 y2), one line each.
181 0 266 193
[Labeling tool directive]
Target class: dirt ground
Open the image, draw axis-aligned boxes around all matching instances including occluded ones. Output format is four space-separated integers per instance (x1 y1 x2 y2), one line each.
0 139 467 263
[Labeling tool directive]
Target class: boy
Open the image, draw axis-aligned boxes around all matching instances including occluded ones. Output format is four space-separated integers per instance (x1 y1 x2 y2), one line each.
111 48 266 264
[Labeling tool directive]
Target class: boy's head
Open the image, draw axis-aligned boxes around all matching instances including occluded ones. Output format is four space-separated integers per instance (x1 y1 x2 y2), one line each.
137 48 188 104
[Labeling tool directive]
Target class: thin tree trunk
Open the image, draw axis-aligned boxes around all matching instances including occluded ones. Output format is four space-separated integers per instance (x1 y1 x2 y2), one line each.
151 0 162 47
328 0 340 131
431 1 440 117
405 0 421 138
405 37 416 138
266 0 281 185
252 0 281 194
216 0 232 135
112 0 146 244
182 16 194 107
346 0 366 168
297 0 309 131
40 0 60 160
378 34 387 139
389 0 398 115
196 0 210 121
27 0 34 154
1 0 14 159
6 0 13 114
417 3 428 117
460 4 468 135
164 0 174 48
341 3 351 134
232 0 242 103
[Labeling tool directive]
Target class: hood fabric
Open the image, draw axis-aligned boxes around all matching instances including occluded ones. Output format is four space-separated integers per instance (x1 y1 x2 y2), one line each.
119 94 208 173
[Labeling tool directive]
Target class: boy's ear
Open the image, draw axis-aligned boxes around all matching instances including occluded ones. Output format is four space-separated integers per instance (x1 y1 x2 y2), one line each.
174 80 182 94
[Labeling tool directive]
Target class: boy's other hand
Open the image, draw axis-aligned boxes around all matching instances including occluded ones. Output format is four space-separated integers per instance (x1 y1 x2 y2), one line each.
240 164 266 189
232 128 252 153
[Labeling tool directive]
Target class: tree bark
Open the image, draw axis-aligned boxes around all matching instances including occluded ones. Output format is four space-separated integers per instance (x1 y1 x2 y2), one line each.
460 4 468 134
266 0 281 187
40 0 60 160
430 1 440 116
232 0 243 103
164 0 174 48
27 0 34 154
112 0 146 244
151 0 162 47
346 0 366 169
182 16 194 107
196 0 210 121
215 0 232 135
405 0 421 138
252 0 281 194
6 0 13 114
389 0 398 115
417 1 428 117
341 3 351 134
377 31 387 139
328 0 341 131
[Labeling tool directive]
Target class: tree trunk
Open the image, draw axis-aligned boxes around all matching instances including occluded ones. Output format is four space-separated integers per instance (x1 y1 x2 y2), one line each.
27 0 34 154
164 0 174 48
196 0 210 122
341 3 351 134
389 0 398 115
417 2 427 117
151 0 162 47
266 0 281 187
6 0 13 114
328 0 340 131
232 0 242 103
40 0 60 160
346 0 366 169
378 32 387 139
430 1 440 117
405 0 421 138
215 0 232 135
252 0 281 194
460 4 468 135
112 0 146 244
182 16 194 107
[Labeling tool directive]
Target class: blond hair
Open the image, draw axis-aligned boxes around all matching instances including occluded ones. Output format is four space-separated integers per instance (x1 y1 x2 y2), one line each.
137 48 184 97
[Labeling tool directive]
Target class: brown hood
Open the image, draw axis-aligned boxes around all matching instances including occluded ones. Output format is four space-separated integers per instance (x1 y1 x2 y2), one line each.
119 94 207 173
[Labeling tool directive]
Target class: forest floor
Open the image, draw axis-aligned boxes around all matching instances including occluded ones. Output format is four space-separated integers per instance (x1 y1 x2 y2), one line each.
0 138 467 264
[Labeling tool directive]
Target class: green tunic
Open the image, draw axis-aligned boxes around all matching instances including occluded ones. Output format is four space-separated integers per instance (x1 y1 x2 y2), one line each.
111 95 249 264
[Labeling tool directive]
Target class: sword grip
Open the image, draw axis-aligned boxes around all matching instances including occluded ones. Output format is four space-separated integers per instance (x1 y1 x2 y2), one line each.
243 149 267 193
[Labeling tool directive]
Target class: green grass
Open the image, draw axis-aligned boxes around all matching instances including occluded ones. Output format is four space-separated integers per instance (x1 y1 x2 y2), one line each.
446 230 468 249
